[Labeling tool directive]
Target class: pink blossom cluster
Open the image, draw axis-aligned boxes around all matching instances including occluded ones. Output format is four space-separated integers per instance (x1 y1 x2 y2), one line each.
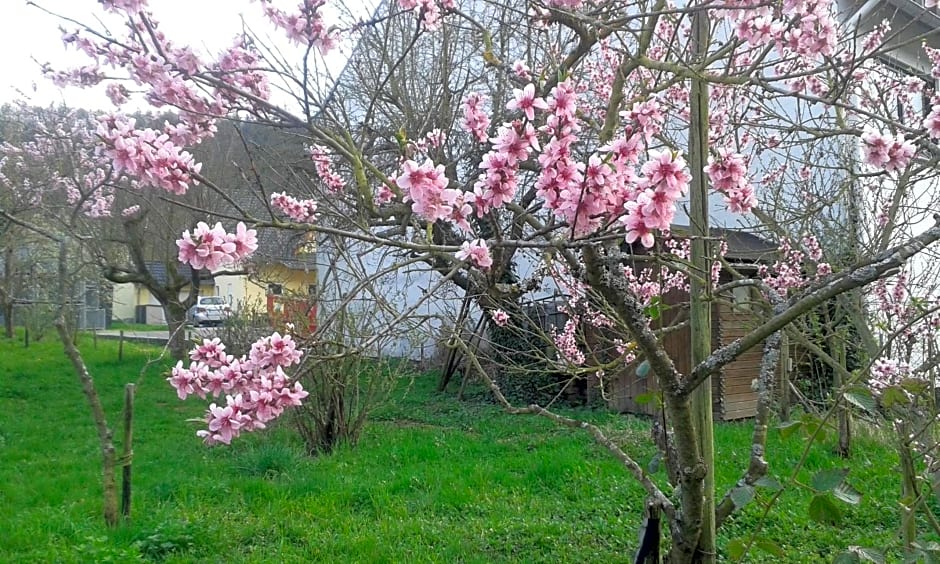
704 149 756 213
622 150 691 247
309 145 345 193
398 0 456 30
176 221 258 272
512 60 532 80
473 120 538 216
462 93 491 142
552 319 585 366
96 115 202 195
757 238 805 296
213 43 272 105
259 0 337 53
0 109 117 218
756 235 829 296
397 158 471 227
723 0 837 58
874 271 911 321
100 0 148 14
923 106 940 139
167 334 308 444
271 192 319 223
623 100 663 142
535 80 614 235
490 309 510 327
868 358 910 394
455 239 493 270
860 127 915 172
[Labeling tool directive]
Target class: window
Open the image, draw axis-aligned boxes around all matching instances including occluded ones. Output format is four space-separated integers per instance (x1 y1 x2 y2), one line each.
268 283 283 296
731 286 753 312
308 283 318 296
876 56 935 125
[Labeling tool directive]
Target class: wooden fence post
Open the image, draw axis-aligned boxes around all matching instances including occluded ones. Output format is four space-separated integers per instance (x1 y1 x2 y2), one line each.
121 383 135 518
118 330 124 361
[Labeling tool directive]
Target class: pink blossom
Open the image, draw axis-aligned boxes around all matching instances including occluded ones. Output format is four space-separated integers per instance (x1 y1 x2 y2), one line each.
177 221 256 272
860 127 915 172
507 83 549 121
490 309 510 327
462 93 491 142
169 330 307 445
309 145 345 193
512 60 532 80
455 239 493 270
271 192 319 223
704 149 756 213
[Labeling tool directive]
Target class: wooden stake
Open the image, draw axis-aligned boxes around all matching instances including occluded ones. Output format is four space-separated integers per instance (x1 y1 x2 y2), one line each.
121 383 135 519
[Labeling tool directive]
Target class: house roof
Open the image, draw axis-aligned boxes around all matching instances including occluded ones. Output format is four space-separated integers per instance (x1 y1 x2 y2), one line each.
627 225 779 264
143 261 213 286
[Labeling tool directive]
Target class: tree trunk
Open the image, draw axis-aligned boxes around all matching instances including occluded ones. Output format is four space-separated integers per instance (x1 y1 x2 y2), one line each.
3 245 14 338
163 302 189 361
55 241 119 527
2 301 12 339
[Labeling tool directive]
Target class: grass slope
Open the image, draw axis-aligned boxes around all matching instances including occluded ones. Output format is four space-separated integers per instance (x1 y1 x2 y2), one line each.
0 331 916 562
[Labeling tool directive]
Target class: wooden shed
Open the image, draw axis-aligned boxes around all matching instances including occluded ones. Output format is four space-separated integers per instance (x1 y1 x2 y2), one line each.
606 228 783 420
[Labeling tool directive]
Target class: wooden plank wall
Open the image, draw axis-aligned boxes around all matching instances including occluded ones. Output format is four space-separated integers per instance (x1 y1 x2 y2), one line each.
716 302 764 420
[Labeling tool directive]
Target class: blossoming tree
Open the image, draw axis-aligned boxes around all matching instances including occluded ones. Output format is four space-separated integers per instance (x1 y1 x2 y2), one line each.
24 0 940 559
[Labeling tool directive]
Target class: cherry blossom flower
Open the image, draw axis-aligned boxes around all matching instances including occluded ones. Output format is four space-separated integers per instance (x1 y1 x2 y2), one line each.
860 127 915 172
177 221 257 272
490 309 510 327
507 83 549 121
271 192 319 223
455 239 493 270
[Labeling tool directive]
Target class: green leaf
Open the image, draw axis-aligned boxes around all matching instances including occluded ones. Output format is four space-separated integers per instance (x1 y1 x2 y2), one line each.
882 386 910 409
833 482 862 505
635 360 651 379
755 475 783 491
801 412 827 441
754 539 786 557
844 387 877 413
900 378 930 396
777 420 802 440
730 485 756 510
727 538 746 560
643 296 663 320
812 468 849 493
809 494 842 524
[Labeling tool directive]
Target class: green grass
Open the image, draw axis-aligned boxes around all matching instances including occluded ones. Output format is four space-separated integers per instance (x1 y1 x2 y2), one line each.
0 330 925 562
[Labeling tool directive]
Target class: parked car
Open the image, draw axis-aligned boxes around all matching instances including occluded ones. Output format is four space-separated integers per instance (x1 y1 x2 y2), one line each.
187 296 232 327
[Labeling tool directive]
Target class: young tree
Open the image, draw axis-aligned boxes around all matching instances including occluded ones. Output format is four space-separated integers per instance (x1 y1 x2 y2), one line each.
30 0 940 560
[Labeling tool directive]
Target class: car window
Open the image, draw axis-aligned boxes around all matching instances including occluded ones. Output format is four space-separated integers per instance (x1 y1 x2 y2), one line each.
201 297 225 305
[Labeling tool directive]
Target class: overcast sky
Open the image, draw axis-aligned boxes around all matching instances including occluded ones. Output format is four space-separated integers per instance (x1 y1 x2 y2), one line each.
0 0 368 110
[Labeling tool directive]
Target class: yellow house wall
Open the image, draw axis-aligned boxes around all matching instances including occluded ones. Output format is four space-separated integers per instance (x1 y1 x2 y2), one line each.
111 283 136 322
216 266 316 314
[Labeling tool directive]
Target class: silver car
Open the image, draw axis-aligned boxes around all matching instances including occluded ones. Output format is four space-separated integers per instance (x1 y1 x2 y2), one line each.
187 296 232 327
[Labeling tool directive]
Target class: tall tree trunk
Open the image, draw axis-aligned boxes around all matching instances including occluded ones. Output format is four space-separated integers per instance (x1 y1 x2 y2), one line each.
689 9 715 563
3 246 14 338
163 302 189 361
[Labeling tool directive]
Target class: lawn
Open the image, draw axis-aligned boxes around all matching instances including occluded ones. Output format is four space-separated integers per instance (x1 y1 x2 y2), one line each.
0 331 918 562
